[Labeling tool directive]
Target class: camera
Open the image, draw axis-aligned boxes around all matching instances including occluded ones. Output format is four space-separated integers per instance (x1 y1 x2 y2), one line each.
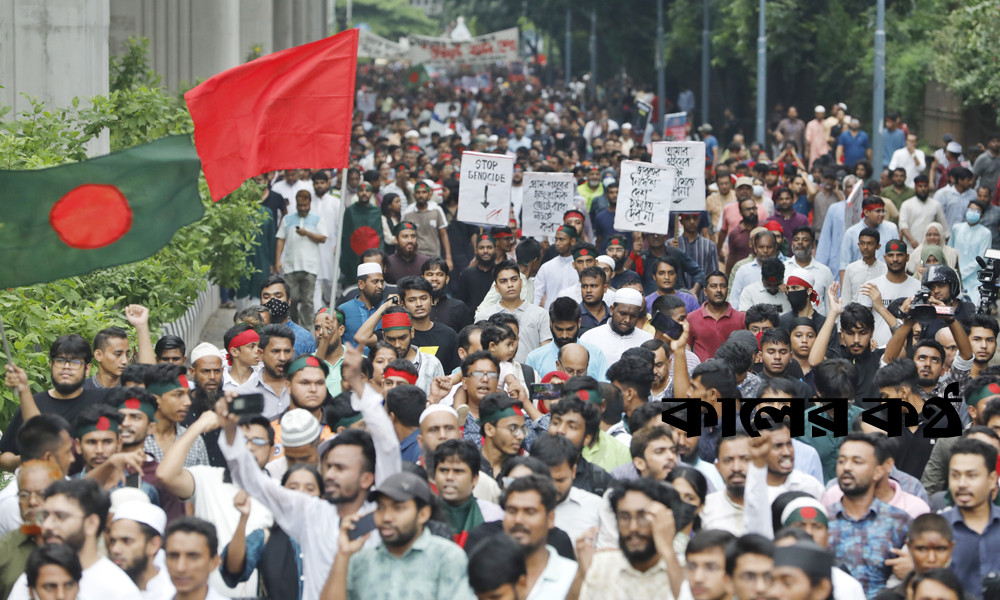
908 287 938 322
976 248 1000 315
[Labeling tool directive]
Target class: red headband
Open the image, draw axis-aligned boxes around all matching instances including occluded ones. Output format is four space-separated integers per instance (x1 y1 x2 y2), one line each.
863 199 885 210
227 329 260 365
382 312 412 331
787 275 819 306
492 231 514 239
564 210 585 222
384 367 418 385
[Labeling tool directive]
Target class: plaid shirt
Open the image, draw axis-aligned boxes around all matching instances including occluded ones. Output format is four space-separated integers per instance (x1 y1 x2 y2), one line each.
827 497 910 599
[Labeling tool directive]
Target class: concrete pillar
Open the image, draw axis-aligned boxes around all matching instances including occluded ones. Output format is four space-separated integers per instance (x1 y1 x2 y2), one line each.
0 0 110 154
191 0 240 80
240 0 274 57
273 0 293 51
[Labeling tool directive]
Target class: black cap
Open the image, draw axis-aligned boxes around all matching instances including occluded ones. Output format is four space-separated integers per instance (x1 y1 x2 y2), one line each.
366 472 433 504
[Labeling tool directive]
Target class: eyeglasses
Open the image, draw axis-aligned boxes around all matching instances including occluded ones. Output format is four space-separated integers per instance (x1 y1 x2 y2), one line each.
52 358 86 368
18 490 44 502
504 424 527 437
246 437 270 447
469 371 499 380
616 511 651 527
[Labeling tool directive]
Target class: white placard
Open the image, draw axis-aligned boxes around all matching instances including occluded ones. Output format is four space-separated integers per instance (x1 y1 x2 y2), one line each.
409 27 519 68
651 141 707 213
520 172 576 238
458 151 514 227
614 160 677 234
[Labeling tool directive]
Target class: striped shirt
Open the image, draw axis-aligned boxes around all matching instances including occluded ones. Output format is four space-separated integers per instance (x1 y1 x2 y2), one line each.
676 233 719 290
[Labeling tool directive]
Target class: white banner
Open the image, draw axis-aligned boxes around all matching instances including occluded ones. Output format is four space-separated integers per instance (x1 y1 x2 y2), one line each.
650 141 707 213
408 27 519 68
357 29 405 60
458 152 514 227
614 160 677 235
520 172 576 238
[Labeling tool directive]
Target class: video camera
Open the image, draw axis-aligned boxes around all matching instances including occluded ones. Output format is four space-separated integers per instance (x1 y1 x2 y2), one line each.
976 248 1000 315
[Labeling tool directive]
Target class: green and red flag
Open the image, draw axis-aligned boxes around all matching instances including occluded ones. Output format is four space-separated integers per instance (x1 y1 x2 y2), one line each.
406 65 429 89
0 135 203 289
185 28 359 201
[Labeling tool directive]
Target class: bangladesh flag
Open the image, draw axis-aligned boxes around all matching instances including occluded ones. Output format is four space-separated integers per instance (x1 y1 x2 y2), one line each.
0 135 203 288
406 65 429 89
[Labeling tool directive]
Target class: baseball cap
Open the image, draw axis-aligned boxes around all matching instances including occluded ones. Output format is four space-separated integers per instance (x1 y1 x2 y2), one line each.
735 176 754 188
367 472 434 504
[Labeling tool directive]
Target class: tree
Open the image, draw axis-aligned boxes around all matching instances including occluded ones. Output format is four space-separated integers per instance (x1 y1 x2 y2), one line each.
934 0 1000 122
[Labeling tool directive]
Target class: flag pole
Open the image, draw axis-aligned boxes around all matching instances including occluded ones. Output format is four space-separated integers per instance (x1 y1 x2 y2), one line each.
329 166 350 311
0 314 12 365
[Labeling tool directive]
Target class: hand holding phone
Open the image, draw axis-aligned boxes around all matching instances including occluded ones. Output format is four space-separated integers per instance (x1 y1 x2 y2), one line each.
348 512 377 540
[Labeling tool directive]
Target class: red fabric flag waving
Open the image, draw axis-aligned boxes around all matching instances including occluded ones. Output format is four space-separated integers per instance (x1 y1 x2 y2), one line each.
185 29 359 200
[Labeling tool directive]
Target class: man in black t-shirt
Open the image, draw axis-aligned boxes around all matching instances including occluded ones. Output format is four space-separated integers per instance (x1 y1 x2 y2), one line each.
422 257 473 334
0 334 107 471
397 275 460 373
454 234 498 312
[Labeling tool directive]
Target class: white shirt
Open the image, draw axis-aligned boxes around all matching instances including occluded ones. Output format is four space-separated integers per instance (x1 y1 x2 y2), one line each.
222 364 262 393
0 478 21 537
556 283 616 306
276 211 328 276
728 261 763 305
526 546 578 600
217 384 401 600
580 323 654 366
856 274 921 346
783 257 834 315
314 193 342 282
270 179 314 207
554 486 604 546
737 281 792 313
888 147 927 187
898 195 949 244
840 259 888 304
8 556 140 600
142 566 175 600
701 490 745 535
743 464 825 539
535 256 578 307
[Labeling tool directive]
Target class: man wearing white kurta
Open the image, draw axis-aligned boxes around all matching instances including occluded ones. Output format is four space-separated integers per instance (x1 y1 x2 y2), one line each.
580 288 653 365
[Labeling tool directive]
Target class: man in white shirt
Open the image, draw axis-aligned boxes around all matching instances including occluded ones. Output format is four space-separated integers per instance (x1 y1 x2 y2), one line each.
856 239 921 346
310 171 341 310
108 501 175 600
476 261 552 362
580 288 653 365
839 196 898 282
276 189 328 330
500 475 579 599
738 257 793 313
841 227 888 304
898 175 948 249
784 226 834 315
701 434 751 535
8 479 141 600
888 133 926 187
270 170 313 208
163 517 227 600
534 226 580 308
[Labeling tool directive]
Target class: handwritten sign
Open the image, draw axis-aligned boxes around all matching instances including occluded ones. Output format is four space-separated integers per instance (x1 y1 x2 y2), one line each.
651 142 707 213
458 151 513 227
663 112 688 140
614 160 677 234
409 28 519 68
845 180 864 227
520 172 576 238
357 29 405 60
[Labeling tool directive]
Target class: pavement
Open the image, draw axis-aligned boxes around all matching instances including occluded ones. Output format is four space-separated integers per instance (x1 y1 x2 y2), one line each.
200 306 236 347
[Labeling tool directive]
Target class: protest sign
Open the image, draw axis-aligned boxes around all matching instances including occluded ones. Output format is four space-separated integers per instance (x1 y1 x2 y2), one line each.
409 28 519 68
356 91 377 118
651 141 707 213
663 112 688 140
520 172 576 238
845 180 864 227
633 98 652 142
458 152 513 226
358 29 405 60
614 160 677 234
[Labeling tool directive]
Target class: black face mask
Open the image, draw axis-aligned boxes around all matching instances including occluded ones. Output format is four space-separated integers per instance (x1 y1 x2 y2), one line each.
264 297 289 323
788 289 810 312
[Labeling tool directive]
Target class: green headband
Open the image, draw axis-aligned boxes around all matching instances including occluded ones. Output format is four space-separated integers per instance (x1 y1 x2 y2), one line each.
147 374 189 397
477 405 523 427
286 355 328 379
76 416 118 438
966 382 1000 407
335 412 364 430
117 396 157 422
783 506 829 527
573 388 603 405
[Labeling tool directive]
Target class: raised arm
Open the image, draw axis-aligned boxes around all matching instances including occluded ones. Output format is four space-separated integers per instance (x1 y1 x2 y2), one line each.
154 411 218 499
125 304 156 365
809 284 841 367
743 431 775 538
5 364 39 421
342 344 401 485
353 295 395 347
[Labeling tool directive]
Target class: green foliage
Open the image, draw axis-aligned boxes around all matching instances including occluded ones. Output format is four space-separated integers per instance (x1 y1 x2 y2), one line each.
934 0 1000 121
0 38 262 428
343 0 438 39
246 43 264 63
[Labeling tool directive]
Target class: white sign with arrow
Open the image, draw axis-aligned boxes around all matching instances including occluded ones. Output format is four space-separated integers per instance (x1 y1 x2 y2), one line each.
457 151 513 227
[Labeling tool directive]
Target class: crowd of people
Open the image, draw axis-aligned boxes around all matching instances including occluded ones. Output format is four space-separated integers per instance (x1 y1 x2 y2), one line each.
3 66 1000 600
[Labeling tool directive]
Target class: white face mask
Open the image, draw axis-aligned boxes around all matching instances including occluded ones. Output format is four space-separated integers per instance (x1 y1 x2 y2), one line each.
752 185 764 198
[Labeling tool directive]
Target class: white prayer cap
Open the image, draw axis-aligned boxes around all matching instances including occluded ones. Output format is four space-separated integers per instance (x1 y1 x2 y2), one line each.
614 287 644 308
419 404 459 425
596 255 616 270
190 342 222 365
488 134 498 143
946 141 963 154
112 500 168 536
109 488 151 515
814 105 826 113
279 409 322 447
357 263 382 277
405 129 419 138
622 123 633 130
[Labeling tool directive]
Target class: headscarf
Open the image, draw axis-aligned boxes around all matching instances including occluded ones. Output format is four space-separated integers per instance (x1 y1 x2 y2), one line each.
924 221 947 243
921 244 946 265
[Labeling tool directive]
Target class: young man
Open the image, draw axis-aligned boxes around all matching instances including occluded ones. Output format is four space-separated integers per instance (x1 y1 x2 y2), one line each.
899 174 948 248
722 196 764 276
275 188 328 330
556 243 616 306
326 472 474 599
384 222 430 284
882 167 916 211
855 239 921 346
766 187 810 244
677 530 736 600
433 440 504 546
144 364 209 467
937 166 977 230
402 180 453 269
163 517 224 600
646 255 700 314
674 212 719 292
385 385 425 463
574 478 684 600
725 534 775 600
767 541 834 600
593 182 625 249
23 544 82 600
455 234 499 312
544 401 621 492
479 393 530 481
577 267 611 334
0 335 106 472
535 225 579 309
423 258 474 334
687 271 746 362
841 228 887 304
738 257 792 313
85 327 131 391
757 329 815 400
940 438 1000 598
7 479 141 600
826 433 911 597
260 275 317 355
338 263 386 346
498 475 578 598
476 261 552 362
338 180 384 288
603 235 640 289
779 267 827 337
355 306 445 393
839 196 899 283
580 288 653 365
810 291 886 403
524 298 608 381
108 501 174 599
314 308 347 395
875 514 957 600
222 324 261 392
395 276 460 372
466 533 528 600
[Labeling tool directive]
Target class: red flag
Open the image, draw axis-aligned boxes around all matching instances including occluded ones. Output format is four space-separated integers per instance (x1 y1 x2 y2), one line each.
185 29 359 200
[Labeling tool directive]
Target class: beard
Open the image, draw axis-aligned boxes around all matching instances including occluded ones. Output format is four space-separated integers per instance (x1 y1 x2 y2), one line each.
191 385 218 415
382 519 421 549
122 554 149 582
613 255 626 270
619 532 658 564
610 319 635 337
53 379 84 395
918 377 938 388
793 247 811 262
